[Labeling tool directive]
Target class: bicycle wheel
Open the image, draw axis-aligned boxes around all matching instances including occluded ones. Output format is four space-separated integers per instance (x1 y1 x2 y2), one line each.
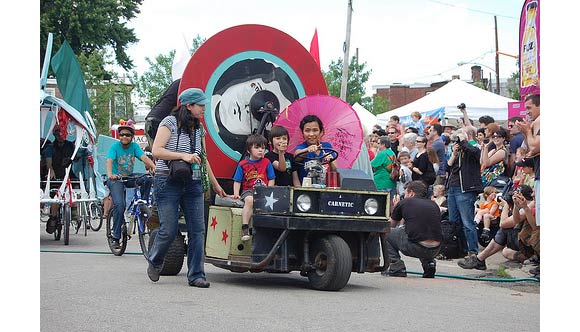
63 204 71 245
106 209 128 256
53 204 62 241
88 202 103 231
137 205 153 258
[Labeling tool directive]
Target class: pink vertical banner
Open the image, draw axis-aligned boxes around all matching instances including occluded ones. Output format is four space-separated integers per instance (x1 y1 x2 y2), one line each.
519 0 540 99
508 101 526 120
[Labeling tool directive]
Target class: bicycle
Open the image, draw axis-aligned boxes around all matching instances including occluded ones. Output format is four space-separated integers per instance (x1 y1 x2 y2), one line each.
105 174 154 257
73 198 104 235
41 184 73 245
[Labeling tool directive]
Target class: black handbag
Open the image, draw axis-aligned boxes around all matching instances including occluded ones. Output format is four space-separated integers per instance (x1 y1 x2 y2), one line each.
166 126 192 181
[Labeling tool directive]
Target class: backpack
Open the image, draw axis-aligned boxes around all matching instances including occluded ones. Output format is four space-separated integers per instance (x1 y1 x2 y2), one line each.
390 161 400 181
439 220 464 259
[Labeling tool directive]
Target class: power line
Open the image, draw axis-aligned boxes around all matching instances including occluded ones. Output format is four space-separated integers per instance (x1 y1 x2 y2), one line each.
426 0 518 20
392 50 495 82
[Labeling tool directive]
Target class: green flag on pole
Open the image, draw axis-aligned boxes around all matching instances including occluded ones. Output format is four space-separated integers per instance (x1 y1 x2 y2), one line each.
50 40 92 117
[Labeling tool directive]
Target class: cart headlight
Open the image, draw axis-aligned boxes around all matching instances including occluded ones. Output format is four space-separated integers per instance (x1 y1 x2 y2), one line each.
364 198 378 215
296 194 312 212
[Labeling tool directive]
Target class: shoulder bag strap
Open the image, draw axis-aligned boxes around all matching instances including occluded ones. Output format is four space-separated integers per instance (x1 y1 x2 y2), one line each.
164 121 181 167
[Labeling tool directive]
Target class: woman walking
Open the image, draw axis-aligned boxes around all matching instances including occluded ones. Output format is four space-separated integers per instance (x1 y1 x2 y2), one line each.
147 88 226 287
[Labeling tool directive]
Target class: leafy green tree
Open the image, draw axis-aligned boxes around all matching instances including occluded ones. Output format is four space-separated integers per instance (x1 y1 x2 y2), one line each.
131 35 207 107
132 51 175 107
324 56 372 109
78 51 133 136
508 70 521 101
371 94 390 115
40 0 143 71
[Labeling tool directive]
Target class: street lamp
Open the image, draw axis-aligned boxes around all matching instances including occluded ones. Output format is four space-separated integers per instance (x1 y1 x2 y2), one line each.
457 61 499 94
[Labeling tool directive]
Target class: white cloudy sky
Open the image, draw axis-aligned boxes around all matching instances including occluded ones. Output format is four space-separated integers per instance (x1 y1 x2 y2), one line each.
124 0 523 94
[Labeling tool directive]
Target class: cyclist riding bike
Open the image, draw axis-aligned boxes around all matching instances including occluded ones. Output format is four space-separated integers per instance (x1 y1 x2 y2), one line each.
107 119 156 249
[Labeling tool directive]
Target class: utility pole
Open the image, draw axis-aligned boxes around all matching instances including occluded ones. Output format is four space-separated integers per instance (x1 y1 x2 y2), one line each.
494 16 500 95
340 0 353 101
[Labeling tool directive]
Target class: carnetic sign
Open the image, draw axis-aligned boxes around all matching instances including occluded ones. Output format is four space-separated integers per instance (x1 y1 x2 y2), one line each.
519 0 540 99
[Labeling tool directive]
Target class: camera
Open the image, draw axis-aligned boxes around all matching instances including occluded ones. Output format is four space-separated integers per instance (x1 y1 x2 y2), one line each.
483 138 490 144
496 193 503 203
457 103 466 109
452 135 461 144
502 191 514 206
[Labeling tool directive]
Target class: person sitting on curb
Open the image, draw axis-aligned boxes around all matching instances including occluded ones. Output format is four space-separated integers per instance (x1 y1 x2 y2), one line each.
457 185 536 271
384 180 442 278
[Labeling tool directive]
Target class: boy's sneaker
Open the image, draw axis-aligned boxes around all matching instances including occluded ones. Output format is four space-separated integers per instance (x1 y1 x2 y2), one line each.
241 227 250 241
111 239 121 249
457 255 487 270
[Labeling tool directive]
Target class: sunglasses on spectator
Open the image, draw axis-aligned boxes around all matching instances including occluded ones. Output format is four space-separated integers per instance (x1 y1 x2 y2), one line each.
416 140 426 143
388 131 397 134
119 133 134 138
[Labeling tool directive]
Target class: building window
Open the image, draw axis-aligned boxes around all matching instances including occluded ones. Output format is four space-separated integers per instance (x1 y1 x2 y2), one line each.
114 93 128 119
46 88 56 97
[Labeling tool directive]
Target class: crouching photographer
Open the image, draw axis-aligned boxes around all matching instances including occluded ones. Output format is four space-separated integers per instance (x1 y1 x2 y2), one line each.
445 129 483 256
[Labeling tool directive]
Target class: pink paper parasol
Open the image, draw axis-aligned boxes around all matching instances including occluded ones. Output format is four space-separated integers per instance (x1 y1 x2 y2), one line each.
273 95 363 169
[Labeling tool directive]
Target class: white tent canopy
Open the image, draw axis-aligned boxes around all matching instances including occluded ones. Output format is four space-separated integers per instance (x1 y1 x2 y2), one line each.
376 79 517 127
352 102 378 136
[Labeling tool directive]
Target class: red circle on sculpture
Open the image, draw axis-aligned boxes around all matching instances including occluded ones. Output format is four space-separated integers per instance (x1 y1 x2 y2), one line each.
180 24 328 178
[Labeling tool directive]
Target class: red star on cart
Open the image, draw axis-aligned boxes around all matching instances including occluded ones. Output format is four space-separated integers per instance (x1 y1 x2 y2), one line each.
221 229 228 244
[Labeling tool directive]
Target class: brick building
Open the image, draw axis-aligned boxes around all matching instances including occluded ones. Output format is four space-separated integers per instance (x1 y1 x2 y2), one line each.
372 66 515 111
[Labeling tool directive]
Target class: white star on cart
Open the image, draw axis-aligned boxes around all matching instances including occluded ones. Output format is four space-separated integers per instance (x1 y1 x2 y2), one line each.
264 191 279 210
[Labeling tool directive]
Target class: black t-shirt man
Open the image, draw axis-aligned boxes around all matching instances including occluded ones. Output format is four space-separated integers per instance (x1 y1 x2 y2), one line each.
391 196 442 243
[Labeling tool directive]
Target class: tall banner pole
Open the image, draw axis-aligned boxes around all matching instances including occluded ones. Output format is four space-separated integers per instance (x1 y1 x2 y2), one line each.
340 0 353 101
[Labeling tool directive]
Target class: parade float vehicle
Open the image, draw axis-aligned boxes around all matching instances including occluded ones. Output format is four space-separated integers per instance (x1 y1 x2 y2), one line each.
204 164 390 291
150 24 390 290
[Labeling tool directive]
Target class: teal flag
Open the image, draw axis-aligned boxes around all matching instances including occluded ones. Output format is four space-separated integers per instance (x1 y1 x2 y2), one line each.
50 40 92 117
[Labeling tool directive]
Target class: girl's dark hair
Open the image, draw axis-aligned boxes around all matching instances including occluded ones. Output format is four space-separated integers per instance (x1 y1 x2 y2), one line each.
245 134 268 152
170 105 200 134
299 114 324 132
268 125 290 144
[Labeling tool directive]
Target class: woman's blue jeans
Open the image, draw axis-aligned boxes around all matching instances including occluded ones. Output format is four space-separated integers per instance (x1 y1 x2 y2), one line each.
447 186 479 254
148 175 206 283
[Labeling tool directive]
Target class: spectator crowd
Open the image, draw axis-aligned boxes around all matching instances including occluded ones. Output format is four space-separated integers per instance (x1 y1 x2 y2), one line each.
367 94 541 278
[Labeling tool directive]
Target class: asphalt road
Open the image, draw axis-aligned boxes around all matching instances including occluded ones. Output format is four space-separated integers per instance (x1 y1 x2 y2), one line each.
40 224 539 332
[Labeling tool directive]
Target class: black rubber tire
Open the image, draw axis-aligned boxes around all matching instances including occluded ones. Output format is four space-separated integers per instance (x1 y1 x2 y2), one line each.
89 202 104 232
106 209 128 256
137 205 153 258
53 208 62 241
63 204 71 245
148 228 185 276
307 235 352 291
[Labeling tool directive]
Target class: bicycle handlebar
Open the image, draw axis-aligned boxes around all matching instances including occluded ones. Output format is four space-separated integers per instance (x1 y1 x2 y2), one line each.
109 174 153 182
